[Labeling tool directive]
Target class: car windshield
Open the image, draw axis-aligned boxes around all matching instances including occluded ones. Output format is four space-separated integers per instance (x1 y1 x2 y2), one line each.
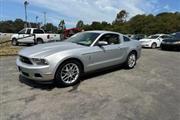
66 32 100 46
147 35 159 39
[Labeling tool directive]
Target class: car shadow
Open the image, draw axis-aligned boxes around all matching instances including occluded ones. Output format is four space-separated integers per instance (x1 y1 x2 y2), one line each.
19 75 56 91
17 43 33 47
19 64 127 91
159 48 180 52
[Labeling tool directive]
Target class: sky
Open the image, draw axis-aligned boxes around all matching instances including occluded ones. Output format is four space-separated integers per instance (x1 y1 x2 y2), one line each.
0 0 180 28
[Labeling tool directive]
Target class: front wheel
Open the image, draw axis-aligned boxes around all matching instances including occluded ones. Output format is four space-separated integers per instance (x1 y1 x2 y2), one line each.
11 38 18 46
55 60 82 86
151 43 157 49
124 52 137 69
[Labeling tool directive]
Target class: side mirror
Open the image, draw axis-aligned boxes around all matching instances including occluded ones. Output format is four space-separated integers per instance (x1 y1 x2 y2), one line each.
98 41 108 47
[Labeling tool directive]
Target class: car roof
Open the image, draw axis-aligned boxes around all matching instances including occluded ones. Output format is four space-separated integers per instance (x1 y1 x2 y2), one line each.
84 30 122 35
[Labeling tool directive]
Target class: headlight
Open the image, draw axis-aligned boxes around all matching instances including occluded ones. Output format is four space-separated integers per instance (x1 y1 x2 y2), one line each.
32 58 49 65
175 41 180 44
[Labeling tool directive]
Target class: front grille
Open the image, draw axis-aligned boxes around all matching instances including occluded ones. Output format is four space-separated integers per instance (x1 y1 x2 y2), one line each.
19 56 33 65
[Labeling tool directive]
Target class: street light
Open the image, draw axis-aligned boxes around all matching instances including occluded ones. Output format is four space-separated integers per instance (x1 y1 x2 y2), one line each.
24 1 29 28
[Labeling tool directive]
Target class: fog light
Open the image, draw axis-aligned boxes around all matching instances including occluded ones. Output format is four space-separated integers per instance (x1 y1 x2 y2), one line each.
34 73 42 77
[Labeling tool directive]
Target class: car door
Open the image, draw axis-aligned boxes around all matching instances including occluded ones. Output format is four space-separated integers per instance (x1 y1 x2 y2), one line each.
87 33 126 70
22 28 34 43
158 35 171 47
18 29 34 43
17 29 26 42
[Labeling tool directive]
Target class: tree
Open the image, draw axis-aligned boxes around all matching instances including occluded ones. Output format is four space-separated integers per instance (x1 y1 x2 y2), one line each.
42 23 58 33
58 20 66 31
76 20 84 28
113 10 128 24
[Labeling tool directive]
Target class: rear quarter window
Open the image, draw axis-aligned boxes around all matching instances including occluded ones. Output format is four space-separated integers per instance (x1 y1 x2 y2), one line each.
123 36 131 42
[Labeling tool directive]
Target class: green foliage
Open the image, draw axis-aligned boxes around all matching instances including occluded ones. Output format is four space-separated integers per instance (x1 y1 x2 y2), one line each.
83 11 180 35
113 10 128 24
58 20 66 32
76 20 84 28
42 23 58 33
0 11 180 35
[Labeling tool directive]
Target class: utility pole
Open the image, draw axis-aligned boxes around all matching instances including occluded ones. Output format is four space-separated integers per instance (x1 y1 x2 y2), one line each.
43 12 46 30
24 1 29 28
36 16 39 28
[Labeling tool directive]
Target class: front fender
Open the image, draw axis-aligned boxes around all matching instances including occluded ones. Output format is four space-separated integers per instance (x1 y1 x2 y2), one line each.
47 52 85 78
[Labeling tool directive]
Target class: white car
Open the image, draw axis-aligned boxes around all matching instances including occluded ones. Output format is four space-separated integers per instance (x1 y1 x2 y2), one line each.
139 34 171 48
11 28 61 45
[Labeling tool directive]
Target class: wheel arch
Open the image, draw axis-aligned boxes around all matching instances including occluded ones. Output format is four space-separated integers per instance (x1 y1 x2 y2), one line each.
54 57 85 78
12 37 17 40
36 37 43 42
129 49 137 58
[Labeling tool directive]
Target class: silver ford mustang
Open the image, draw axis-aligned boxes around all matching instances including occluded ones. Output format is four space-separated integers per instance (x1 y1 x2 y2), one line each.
17 31 141 86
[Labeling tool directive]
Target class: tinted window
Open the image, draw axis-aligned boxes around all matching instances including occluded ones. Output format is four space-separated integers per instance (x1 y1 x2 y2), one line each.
148 35 159 39
98 34 120 45
175 33 180 39
123 36 131 42
33 29 44 34
161 35 171 39
26 29 31 34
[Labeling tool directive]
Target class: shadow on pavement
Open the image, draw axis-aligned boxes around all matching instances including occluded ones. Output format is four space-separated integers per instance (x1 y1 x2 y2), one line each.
19 75 56 91
19 64 126 91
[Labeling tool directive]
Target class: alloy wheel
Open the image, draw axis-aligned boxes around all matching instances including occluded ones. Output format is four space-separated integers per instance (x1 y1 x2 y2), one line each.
60 63 80 84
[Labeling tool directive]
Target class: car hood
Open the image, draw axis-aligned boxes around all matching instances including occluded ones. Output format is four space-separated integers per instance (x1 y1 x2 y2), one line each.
19 42 86 58
139 38 154 42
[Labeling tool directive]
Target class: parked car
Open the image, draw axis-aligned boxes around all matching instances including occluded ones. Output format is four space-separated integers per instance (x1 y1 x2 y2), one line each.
16 31 141 86
63 28 82 39
161 32 180 50
139 34 171 48
11 28 61 46
131 34 147 40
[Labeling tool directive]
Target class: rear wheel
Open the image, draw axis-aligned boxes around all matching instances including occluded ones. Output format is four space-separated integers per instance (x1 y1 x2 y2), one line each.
151 43 157 49
55 60 82 86
12 38 18 46
36 38 43 44
125 52 137 69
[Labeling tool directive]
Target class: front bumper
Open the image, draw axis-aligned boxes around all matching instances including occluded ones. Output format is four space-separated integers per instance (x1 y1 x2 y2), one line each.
140 42 152 48
16 58 54 81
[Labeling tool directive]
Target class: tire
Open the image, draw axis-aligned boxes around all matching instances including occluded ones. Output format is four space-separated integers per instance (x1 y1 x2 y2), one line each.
54 60 83 86
151 43 157 49
160 45 166 50
124 52 137 69
36 38 43 44
11 38 18 46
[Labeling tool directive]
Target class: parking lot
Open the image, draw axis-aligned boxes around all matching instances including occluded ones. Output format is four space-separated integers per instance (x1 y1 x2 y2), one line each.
0 49 180 120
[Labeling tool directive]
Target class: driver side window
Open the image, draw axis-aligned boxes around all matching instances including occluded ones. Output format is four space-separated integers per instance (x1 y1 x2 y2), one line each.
97 34 120 45
19 29 26 34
